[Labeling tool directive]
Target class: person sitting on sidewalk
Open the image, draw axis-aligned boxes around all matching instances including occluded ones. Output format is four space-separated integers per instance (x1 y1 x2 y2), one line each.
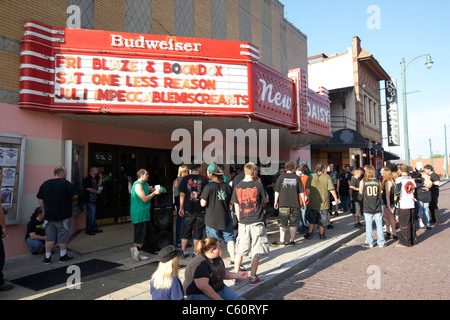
25 207 46 255
183 237 247 300
150 245 184 300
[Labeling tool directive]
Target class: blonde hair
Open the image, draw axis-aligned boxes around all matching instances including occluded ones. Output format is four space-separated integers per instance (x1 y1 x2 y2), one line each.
420 172 433 188
244 162 258 176
150 257 179 290
177 165 189 178
363 165 376 182
352 168 362 177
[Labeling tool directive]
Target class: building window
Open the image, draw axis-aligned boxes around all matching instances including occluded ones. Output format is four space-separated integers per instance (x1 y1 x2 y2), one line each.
211 0 226 40
364 94 379 128
66 0 95 29
175 0 194 37
125 0 152 34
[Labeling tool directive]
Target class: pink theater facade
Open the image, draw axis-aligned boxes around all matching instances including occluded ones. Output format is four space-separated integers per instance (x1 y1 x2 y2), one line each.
0 21 331 257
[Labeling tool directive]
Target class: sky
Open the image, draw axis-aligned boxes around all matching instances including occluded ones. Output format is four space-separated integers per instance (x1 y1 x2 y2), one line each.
282 0 450 163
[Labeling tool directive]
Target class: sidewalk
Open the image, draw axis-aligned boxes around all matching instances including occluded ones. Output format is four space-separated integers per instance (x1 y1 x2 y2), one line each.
0 208 365 300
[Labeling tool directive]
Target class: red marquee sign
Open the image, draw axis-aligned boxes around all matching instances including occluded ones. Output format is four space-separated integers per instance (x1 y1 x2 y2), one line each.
19 20 330 135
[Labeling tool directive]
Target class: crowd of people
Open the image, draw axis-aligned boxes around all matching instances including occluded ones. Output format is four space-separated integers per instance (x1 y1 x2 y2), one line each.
149 161 443 300
0 160 443 296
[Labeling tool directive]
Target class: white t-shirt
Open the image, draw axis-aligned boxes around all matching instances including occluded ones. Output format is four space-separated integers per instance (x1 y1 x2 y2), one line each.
395 175 416 209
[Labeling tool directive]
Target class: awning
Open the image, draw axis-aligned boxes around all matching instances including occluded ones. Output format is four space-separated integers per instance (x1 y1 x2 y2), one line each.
384 151 400 161
311 129 382 150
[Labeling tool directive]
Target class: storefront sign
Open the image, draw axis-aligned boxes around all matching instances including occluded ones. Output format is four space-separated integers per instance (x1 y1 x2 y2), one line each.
53 54 249 110
19 20 330 135
385 78 400 146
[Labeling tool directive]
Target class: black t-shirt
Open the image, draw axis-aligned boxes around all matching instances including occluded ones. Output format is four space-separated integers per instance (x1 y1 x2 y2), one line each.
178 174 208 213
415 179 432 203
231 180 267 224
25 218 45 240
350 176 361 201
274 172 303 208
200 182 232 230
183 254 226 295
339 172 352 196
36 178 76 221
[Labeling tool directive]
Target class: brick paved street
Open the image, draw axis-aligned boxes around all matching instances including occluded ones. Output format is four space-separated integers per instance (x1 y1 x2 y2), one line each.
256 183 450 300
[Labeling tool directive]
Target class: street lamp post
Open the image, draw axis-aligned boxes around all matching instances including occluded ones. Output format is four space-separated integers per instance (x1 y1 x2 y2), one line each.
445 124 449 179
401 54 434 166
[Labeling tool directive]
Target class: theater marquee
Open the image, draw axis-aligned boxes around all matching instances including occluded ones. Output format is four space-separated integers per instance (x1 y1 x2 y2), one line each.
19 20 330 134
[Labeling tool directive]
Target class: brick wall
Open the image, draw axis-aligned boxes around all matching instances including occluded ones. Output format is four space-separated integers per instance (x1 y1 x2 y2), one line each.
0 0 307 98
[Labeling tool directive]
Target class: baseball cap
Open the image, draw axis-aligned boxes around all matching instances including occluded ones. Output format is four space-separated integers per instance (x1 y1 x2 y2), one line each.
158 245 182 263
207 163 223 176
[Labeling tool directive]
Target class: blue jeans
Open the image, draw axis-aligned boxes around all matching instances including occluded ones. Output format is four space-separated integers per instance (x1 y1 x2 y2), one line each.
187 285 245 300
364 212 385 247
339 195 350 212
206 222 236 243
26 237 45 254
418 201 431 227
298 206 309 233
85 202 98 232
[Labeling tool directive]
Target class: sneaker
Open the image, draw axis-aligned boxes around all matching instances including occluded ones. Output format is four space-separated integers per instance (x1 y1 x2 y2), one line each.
139 253 149 261
285 241 296 246
304 232 313 239
59 254 74 263
248 275 264 286
181 251 189 259
270 240 284 247
361 242 373 248
0 283 13 292
130 247 140 262
43 256 51 264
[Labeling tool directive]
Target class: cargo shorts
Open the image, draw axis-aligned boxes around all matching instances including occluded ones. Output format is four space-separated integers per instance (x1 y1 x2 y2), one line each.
235 222 269 259
278 207 301 228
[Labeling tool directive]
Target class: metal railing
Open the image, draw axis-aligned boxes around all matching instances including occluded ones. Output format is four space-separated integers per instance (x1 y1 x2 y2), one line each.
331 116 357 132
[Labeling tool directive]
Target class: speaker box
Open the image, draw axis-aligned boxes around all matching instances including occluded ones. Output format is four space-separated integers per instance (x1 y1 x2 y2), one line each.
142 196 174 253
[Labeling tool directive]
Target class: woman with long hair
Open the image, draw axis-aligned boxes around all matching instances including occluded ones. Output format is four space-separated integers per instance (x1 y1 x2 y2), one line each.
360 165 385 248
150 245 184 300
381 167 397 240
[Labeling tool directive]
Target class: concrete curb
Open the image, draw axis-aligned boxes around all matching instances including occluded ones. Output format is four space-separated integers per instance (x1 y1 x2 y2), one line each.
239 227 365 299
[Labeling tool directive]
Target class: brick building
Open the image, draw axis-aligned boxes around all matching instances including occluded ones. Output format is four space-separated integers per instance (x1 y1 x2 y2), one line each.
0 0 331 256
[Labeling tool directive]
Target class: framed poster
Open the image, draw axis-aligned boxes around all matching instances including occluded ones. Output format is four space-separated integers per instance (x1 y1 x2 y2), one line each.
65 140 85 215
0 133 25 225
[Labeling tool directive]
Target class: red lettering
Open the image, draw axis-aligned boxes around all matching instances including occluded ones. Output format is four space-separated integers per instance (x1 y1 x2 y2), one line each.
56 72 66 84
121 60 129 72
163 62 172 74
146 61 155 73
